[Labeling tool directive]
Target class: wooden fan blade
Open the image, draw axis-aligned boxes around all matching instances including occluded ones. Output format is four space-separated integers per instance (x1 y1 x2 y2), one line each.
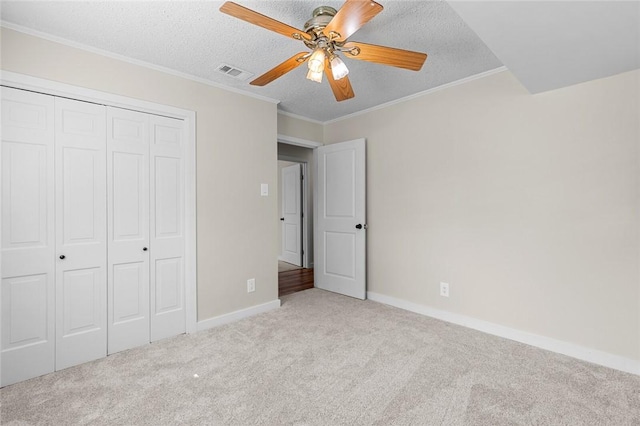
250 52 309 86
325 59 355 102
323 0 383 42
220 2 310 41
342 41 427 71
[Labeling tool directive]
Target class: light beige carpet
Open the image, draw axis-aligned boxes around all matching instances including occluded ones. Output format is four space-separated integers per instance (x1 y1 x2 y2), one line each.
278 260 302 273
1 289 639 425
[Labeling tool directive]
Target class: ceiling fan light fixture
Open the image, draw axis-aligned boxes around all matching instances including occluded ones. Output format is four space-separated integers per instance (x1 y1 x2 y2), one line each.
330 55 349 80
307 48 326 73
306 69 323 83
220 0 426 102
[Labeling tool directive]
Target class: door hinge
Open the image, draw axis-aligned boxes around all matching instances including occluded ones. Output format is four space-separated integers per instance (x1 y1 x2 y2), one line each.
302 249 304 255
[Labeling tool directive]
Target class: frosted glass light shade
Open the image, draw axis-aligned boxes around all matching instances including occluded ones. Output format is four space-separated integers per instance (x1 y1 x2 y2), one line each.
306 69 323 83
307 49 326 73
330 55 349 80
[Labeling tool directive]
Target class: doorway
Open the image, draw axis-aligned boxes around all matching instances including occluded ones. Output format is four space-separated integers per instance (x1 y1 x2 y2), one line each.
277 140 316 296
279 161 304 267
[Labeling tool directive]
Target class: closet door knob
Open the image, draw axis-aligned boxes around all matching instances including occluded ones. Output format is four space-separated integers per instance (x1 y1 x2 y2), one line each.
59 255 66 260
143 247 148 251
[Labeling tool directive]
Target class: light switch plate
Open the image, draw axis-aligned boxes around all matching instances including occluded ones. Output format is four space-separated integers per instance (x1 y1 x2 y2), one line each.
261 183 268 196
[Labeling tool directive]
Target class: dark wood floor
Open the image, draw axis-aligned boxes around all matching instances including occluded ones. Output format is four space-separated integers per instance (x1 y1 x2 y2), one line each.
278 268 314 297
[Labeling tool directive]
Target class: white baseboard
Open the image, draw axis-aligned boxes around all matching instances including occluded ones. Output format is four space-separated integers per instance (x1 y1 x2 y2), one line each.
196 299 281 332
367 292 640 376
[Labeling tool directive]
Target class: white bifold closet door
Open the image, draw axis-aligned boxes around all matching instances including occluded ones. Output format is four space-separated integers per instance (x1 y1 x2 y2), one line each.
107 107 185 354
54 98 108 370
148 115 186 342
1 89 108 386
106 108 150 354
1 88 56 387
1 88 186 386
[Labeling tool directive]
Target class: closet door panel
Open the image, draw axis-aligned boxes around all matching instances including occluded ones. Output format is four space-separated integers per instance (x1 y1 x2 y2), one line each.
150 116 185 341
1 87 55 387
112 263 146 321
2 143 50 275
112 152 145 239
154 258 182 314
155 157 180 236
54 97 107 371
107 107 150 354
111 261 148 351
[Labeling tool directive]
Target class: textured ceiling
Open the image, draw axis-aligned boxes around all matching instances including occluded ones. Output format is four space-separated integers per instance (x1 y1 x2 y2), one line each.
449 1 640 94
0 1 503 122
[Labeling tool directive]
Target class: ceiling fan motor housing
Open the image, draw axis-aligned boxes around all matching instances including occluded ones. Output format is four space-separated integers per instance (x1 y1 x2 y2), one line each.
304 6 338 34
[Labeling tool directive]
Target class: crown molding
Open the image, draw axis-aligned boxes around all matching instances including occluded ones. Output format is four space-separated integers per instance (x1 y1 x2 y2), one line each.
0 21 280 105
323 66 508 124
277 110 325 125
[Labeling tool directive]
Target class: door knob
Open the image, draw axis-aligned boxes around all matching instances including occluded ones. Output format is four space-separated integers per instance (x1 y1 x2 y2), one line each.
355 224 363 229
280 217 285 221
59 255 66 259
143 247 148 251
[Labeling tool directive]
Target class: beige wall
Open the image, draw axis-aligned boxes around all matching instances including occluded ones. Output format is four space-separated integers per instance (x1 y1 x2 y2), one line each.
278 113 323 142
1 28 279 321
324 69 640 361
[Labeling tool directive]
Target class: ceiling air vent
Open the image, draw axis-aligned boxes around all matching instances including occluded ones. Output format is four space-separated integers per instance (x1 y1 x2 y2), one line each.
216 64 254 81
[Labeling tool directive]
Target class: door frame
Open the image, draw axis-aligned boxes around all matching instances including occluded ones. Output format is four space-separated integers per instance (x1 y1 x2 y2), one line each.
278 134 322 269
1 71 198 334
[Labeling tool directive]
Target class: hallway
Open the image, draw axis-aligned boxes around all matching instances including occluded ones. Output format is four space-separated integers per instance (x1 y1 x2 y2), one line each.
278 262 314 297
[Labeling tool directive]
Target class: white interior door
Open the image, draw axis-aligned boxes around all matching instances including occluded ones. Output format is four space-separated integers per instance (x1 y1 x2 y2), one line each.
149 115 185 342
315 139 366 299
1 87 56 386
281 163 302 266
107 107 150 354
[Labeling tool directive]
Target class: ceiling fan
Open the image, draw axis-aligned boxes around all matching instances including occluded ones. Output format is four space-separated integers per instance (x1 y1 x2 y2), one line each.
219 0 428 101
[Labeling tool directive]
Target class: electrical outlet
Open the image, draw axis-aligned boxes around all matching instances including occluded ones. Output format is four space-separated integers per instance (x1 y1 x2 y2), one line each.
440 282 450 298
247 278 256 293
